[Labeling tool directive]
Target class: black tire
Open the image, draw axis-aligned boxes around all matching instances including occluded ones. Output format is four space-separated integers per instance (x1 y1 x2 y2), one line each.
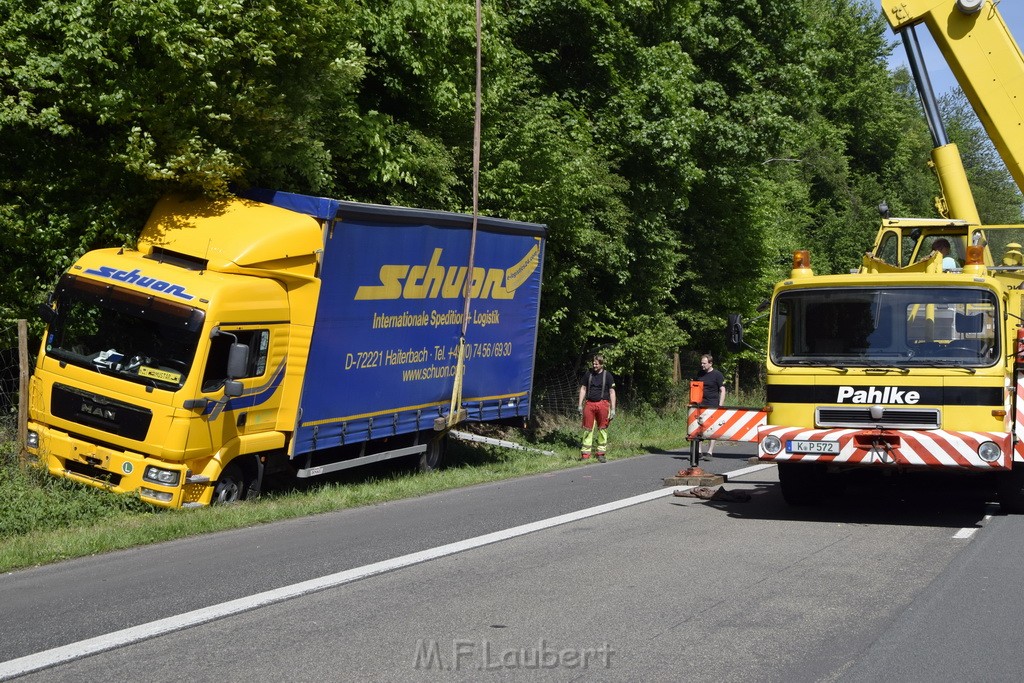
419 433 449 473
212 460 253 504
997 467 1024 514
777 462 826 506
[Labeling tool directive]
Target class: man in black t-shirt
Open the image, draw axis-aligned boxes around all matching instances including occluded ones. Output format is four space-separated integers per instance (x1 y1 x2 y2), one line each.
695 353 726 459
577 354 617 462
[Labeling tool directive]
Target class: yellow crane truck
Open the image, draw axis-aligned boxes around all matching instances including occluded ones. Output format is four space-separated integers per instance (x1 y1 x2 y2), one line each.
723 0 1024 510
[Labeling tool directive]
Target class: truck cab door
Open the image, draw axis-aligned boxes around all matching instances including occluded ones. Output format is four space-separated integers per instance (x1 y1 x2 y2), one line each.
185 326 286 456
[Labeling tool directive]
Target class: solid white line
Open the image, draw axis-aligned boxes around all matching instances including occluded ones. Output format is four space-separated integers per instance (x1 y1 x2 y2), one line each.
952 528 977 539
0 462 768 680
722 463 776 480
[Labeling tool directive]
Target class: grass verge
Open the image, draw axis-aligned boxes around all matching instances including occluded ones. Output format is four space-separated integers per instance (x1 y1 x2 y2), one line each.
0 403 700 573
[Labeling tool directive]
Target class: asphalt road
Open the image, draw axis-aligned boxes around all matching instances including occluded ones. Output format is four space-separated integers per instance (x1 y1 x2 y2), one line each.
3 442 1019 681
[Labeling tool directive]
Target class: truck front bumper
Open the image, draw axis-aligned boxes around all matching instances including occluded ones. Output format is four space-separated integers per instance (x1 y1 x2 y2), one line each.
757 425 1013 471
26 422 212 508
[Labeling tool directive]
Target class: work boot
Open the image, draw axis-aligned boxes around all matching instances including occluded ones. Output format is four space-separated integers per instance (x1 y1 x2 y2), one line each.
579 452 591 461
596 454 606 463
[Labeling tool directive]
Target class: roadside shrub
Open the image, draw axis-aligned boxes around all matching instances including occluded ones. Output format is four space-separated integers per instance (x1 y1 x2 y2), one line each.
0 462 153 540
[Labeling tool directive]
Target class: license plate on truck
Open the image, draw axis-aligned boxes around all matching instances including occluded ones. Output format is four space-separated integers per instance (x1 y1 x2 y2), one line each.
787 440 840 454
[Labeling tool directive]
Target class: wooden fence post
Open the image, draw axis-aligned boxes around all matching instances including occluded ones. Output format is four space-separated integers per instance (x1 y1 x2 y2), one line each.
17 319 28 466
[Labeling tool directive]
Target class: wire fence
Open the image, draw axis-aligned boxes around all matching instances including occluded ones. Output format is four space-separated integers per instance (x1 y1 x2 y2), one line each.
532 359 586 417
0 321 28 465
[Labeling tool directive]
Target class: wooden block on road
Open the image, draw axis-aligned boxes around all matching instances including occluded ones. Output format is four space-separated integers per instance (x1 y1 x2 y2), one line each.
663 473 724 487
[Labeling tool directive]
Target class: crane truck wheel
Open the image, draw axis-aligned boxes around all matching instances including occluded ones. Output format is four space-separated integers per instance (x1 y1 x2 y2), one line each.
212 460 254 504
777 462 826 506
419 433 449 473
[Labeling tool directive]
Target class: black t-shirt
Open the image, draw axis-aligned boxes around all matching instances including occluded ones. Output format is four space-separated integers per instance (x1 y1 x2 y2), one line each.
580 369 614 402
696 368 725 407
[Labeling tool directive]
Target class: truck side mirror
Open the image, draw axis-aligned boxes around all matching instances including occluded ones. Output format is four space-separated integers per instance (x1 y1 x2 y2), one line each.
227 343 249 380
37 303 56 325
223 379 244 398
726 313 744 352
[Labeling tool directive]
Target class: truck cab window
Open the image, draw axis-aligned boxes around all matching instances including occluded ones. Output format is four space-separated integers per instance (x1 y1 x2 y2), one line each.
771 286 998 367
46 274 203 390
201 329 269 392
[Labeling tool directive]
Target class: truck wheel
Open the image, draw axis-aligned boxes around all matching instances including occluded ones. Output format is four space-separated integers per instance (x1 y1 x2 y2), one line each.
997 468 1024 514
777 462 825 506
212 461 252 504
419 434 448 473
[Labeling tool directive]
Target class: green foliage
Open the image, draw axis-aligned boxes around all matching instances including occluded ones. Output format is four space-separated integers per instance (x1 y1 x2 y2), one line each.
0 0 366 326
0 463 152 540
0 0 1007 402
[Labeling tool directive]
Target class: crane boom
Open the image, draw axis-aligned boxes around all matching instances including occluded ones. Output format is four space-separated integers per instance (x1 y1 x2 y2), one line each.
883 0 1024 195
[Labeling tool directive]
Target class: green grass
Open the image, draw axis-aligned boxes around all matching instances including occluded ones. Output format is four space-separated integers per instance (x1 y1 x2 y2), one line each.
0 395 747 572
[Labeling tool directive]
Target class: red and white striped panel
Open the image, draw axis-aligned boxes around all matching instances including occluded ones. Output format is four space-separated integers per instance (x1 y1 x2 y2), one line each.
1015 374 1024 462
758 425 1011 470
687 406 767 442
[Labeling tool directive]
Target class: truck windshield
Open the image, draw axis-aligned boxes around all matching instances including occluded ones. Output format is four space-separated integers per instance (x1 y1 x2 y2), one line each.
770 286 998 368
44 274 205 390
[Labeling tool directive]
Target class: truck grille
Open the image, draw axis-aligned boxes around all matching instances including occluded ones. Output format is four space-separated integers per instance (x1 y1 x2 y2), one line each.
816 407 940 429
51 383 152 440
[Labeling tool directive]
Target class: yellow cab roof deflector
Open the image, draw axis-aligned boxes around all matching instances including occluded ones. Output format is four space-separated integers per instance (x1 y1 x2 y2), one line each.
138 194 323 280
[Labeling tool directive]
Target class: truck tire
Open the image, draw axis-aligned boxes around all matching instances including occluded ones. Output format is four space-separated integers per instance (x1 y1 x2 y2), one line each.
997 468 1024 514
419 434 448 473
777 462 826 506
212 460 253 504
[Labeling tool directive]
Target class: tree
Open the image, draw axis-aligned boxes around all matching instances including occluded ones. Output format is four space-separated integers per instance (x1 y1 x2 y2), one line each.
0 0 974 404
0 0 366 323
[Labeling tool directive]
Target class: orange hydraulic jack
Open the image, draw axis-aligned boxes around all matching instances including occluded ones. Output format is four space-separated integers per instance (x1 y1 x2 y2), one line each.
663 438 723 487
679 439 709 475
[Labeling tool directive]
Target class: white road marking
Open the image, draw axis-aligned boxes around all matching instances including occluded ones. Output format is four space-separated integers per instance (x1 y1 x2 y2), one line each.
952 528 977 539
0 462 771 680
723 463 776 480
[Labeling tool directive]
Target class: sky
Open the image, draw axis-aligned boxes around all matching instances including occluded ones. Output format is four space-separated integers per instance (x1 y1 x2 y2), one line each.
886 2 1024 96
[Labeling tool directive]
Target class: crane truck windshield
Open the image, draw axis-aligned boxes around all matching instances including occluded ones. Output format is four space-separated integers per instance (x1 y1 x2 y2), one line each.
43 274 205 389
770 286 998 368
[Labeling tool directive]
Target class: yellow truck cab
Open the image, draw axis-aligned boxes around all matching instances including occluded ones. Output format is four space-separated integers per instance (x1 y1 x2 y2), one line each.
757 241 1024 509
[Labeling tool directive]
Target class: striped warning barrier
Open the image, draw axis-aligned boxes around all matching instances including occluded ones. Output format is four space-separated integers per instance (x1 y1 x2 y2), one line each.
1015 374 1024 461
687 406 767 442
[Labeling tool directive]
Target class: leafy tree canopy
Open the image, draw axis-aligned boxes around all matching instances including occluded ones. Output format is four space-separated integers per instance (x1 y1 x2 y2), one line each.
2 0 1012 402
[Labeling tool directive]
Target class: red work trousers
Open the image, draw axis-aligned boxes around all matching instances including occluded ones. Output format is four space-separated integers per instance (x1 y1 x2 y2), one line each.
582 400 610 430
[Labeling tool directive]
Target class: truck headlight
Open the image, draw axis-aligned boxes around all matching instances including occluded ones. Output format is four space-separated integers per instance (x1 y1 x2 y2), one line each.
977 441 1001 463
762 435 783 455
26 430 39 449
143 466 181 487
